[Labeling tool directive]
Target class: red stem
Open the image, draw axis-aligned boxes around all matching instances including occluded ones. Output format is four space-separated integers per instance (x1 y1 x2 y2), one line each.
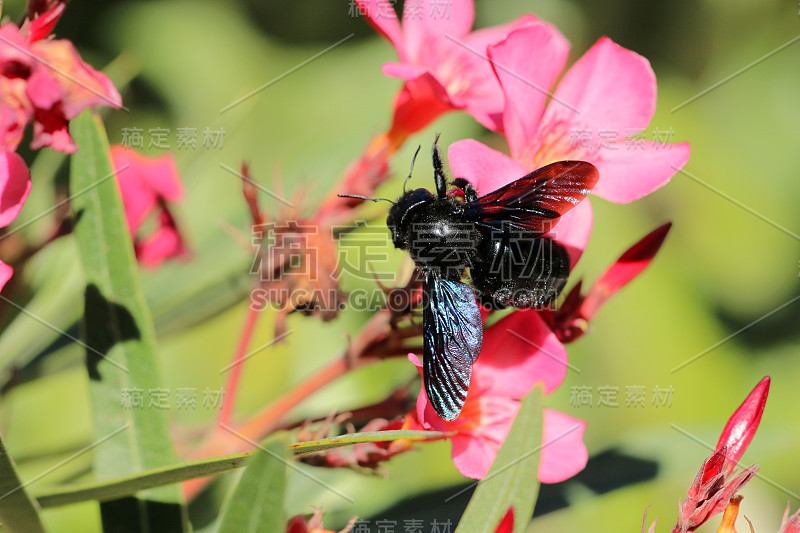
218 304 261 426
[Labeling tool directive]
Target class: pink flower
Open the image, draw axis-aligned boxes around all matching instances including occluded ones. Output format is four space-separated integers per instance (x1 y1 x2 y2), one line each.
0 4 121 154
543 223 672 343
482 24 690 202
109 145 188 268
449 25 690 263
408 309 587 482
355 0 537 141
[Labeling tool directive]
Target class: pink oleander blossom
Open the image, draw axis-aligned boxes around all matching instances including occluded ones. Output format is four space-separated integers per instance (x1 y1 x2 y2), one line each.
355 0 539 141
0 4 121 154
408 309 587 482
449 25 690 264
109 145 188 268
492 24 690 202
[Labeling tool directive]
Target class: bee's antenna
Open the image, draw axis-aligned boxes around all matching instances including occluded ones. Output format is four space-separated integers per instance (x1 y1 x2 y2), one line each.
403 145 422 194
337 194 395 205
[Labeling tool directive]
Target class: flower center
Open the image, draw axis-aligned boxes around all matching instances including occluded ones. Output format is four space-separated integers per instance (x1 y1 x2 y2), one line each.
524 118 598 170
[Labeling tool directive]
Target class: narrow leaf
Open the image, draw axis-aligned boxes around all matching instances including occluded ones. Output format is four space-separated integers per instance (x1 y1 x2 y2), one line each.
34 451 253 508
69 110 187 530
455 387 543 533
0 430 46 533
290 429 453 455
216 436 288 533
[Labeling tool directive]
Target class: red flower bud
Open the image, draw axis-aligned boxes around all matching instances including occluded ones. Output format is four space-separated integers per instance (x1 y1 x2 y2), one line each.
716 376 770 475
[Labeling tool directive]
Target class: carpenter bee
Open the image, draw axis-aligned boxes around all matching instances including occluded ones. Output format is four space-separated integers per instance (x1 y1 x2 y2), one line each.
342 136 598 421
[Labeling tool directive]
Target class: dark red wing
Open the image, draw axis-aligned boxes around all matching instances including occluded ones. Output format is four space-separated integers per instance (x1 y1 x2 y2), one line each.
462 161 599 234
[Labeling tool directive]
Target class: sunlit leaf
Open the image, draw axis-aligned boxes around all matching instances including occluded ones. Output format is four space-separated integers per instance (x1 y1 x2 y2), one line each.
34 451 253 508
69 110 188 531
290 429 453 455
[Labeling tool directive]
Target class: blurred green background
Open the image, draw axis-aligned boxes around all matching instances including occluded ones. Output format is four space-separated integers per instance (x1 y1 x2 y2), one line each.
1 0 798 531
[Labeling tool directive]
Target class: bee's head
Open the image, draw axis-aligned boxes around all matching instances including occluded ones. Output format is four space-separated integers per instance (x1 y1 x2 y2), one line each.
387 188 435 249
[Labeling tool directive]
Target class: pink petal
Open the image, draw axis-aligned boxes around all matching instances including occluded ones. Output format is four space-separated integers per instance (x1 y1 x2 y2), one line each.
381 62 427 80
542 37 656 157
450 395 520 479
592 140 691 203
354 0 405 60
0 260 13 292
716 376 770 469
408 353 439 431
539 409 587 483
0 83 34 152
402 0 474 62
580 222 671 321
545 199 593 267
0 150 32 227
30 39 122 118
26 67 62 110
135 215 187 268
0 24 34 65
475 310 568 397
451 432 497 479
447 138 528 194
464 14 539 56
111 146 182 199
110 146 183 233
444 15 541 132
488 23 570 161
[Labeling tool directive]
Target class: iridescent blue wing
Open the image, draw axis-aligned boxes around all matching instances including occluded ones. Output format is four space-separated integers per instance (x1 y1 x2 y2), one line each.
462 161 598 234
423 271 483 421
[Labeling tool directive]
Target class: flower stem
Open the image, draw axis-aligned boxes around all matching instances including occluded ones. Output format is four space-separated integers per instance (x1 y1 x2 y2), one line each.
218 303 261 426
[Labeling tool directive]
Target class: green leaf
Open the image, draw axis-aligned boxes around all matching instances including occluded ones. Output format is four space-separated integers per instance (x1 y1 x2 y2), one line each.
34 451 253 508
69 111 187 530
215 436 289 533
290 429 453 455
455 387 543 533
0 430 46 533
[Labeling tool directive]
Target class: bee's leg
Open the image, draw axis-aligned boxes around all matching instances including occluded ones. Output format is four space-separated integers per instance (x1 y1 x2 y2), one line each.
432 133 447 198
453 178 478 203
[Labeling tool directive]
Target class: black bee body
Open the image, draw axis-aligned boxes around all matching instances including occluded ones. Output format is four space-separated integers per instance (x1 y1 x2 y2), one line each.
470 230 571 309
372 137 598 421
388 141 574 309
